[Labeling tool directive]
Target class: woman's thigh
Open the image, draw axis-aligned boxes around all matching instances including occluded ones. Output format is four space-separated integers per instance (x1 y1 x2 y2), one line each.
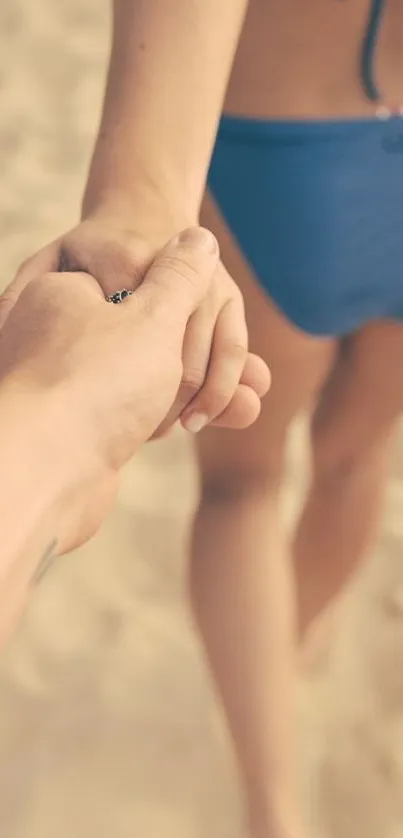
197 194 337 482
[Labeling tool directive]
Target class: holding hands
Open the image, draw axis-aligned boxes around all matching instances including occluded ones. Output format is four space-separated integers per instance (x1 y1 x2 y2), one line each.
0 227 270 553
6 215 270 437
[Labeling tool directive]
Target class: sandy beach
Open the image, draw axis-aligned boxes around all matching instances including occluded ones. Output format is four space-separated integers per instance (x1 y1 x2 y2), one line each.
2 2 403 836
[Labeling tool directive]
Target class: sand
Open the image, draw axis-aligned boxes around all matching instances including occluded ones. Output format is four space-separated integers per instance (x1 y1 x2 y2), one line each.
2 2 403 836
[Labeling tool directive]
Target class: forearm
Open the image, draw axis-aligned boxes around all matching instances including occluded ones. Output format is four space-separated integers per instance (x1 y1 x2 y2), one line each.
83 0 248 224
0 385 64 605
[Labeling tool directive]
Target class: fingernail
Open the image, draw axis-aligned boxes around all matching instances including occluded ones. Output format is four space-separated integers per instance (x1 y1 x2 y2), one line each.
183 412 209 434
178 227 218 254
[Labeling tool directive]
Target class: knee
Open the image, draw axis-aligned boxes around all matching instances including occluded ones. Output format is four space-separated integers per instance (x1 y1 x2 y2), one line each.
199 457 284 506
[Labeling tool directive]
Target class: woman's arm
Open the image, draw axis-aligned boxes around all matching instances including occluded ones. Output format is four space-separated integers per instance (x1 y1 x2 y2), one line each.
12 2 256 442
83 0 248 225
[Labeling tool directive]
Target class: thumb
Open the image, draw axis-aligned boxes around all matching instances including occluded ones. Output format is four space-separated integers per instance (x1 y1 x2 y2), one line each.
131 227 219 321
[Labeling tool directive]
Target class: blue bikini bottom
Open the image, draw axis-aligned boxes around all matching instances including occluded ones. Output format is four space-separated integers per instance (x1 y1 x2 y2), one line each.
208 114 403 336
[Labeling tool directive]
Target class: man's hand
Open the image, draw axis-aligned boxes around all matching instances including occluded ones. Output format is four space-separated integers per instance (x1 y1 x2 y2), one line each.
6 213 270 434
0 228 270 553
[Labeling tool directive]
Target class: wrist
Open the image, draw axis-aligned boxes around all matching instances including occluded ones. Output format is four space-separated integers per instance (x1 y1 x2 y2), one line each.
0 382 84 643
0 375 119 565
82 186 198 239
0 380 82 548
81 136 200 234
0 385 60 563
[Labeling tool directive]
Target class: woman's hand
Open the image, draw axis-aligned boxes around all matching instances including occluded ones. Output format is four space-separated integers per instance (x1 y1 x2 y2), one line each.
5 213 270 434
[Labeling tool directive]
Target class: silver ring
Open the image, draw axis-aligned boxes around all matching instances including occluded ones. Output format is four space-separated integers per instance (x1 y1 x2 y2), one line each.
106 288 133 304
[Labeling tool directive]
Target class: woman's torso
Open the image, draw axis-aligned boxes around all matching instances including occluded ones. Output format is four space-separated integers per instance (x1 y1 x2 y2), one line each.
225 0 403 118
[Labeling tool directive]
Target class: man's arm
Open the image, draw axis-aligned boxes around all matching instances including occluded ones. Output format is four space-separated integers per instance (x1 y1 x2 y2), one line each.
0 384 67 572
0 384 64 644
0 228 264 650
83 0 249 225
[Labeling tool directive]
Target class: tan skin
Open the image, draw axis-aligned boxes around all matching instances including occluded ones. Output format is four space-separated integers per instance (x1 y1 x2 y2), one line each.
192 2 403 837
197 0 403 633
8 3 403 837
0 228 267 652
225 0 403 119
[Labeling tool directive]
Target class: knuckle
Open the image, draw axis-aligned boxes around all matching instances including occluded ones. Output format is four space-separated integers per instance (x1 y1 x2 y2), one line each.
191 343 248 417
216 338 247 367
225 339 247 362
181 365 206 394
154 254 200 287
197 381 233 415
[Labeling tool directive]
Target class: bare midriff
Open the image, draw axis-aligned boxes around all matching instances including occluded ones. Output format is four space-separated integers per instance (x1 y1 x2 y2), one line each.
224 0 403 119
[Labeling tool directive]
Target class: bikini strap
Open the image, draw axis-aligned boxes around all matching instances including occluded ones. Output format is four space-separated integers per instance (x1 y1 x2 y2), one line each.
360 0 386 103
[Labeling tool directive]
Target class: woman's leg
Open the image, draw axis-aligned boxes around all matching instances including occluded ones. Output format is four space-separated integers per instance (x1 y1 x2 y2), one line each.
294 320 403 637
190 196 336 837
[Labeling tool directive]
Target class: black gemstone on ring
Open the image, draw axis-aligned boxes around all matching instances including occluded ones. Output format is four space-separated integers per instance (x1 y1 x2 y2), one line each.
106 288 133 304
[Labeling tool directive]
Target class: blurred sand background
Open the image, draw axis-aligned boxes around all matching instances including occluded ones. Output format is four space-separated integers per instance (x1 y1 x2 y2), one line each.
2 2 403 836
